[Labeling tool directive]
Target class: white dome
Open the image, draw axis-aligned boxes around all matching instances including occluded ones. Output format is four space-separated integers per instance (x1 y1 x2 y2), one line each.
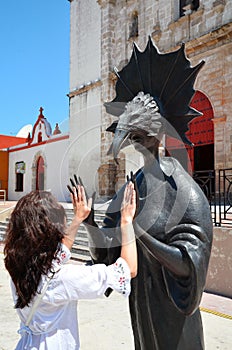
16 124 33 138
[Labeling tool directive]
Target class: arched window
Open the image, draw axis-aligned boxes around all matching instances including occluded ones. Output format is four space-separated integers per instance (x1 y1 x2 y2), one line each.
38 132 42 143
129 11 138 39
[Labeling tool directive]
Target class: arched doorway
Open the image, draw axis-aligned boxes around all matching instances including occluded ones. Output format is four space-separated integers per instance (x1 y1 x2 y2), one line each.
36 156 45 190
186 91 214 172
166 91 214 173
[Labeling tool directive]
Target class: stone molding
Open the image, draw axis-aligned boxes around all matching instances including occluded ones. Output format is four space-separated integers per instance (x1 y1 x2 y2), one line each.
97 0 116 7
68 79 102 98
212 116 227 124
167 23 232 56
186 23 232 55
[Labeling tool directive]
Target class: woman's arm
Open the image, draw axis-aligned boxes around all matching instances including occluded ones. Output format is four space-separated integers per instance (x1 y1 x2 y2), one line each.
120 182 137 278
62 185 92 250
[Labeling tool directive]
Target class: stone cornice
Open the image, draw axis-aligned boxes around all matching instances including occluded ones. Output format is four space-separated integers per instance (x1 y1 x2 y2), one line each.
186 23 232 56
212 116 227 124
68 79 102 98
97 0 116 7
167 10 232 56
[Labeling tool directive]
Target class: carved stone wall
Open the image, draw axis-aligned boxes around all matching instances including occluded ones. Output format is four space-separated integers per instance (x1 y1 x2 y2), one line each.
95 0 232 195
69 0 232 195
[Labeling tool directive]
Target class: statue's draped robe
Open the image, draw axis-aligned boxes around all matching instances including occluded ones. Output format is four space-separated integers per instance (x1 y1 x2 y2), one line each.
88 157 213 350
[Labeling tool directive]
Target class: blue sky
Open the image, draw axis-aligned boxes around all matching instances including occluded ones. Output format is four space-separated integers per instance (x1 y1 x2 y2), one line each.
0 1 70 136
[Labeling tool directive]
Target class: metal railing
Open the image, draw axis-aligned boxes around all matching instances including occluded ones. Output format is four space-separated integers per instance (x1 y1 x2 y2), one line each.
193 168 232 227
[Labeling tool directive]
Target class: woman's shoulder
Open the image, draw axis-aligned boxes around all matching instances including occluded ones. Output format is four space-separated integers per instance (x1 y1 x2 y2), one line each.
52 244 71 269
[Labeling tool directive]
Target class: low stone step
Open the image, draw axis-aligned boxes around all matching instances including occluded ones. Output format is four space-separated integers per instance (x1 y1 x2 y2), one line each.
70 251 92 264
67 218 104 225
76 229 88 239
72 243 89 254
0 222 8 241
74 237 88 247
71 244 91 262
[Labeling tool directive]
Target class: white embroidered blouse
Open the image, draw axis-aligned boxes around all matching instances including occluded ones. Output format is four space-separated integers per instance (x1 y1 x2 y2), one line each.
11 244 131 350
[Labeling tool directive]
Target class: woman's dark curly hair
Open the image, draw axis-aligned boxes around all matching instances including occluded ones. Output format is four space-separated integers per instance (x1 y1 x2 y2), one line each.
4 191 66 309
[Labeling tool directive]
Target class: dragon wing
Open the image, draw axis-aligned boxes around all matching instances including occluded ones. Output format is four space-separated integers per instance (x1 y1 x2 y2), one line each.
105 36 205 145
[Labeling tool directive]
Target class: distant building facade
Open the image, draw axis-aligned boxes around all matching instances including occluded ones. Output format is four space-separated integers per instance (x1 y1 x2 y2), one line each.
67 0 232 197
7 108 69 202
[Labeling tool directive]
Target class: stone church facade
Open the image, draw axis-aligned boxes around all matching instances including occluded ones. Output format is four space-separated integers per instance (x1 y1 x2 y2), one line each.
67 0 232 199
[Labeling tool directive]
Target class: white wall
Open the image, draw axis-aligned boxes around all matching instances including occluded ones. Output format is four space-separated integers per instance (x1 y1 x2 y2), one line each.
69 0 102 197
8 136 70 202
9 145 33 200
69 0 101 90
69 88 101 197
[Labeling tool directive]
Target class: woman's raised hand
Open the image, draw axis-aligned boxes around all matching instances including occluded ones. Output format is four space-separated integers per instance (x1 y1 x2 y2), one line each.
121 182 136 225
68 175 96 226
71 185 92 223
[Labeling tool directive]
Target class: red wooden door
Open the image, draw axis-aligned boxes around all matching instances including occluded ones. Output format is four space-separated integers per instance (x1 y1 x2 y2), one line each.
166 91 214 173
36 156 44 190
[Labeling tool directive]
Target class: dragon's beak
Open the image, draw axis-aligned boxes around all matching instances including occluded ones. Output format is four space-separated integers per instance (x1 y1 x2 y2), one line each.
107 129 130 163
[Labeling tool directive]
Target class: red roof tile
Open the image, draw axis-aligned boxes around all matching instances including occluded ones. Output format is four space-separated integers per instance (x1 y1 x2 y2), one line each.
0 135 27 149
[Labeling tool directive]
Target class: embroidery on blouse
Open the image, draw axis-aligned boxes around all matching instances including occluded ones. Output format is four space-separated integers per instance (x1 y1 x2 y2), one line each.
55 244 71 266
112 258 130 296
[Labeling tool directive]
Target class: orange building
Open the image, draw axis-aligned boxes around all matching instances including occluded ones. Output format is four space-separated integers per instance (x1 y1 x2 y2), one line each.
0 135 27 199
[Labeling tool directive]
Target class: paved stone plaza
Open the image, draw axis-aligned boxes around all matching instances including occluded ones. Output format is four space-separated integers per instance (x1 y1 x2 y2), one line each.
0 245 231 350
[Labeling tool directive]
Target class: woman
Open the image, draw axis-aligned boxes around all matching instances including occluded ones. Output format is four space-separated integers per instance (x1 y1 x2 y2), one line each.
4 182 137 350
